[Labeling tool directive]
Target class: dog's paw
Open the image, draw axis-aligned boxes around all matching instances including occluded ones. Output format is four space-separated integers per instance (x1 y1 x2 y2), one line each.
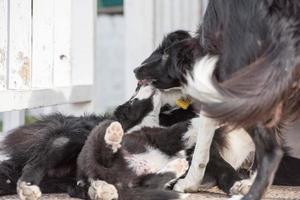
88 180 118 200
17 181 42 200
164 158 189 178
173 177 200 193
228 195 244 200
105 122 124 153
230 179 252 196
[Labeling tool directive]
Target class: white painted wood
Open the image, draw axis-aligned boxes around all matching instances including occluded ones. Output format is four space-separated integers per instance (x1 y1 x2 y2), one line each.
32 0 54 88
125 0 202 98
0 0 8 90
53 0 71 87
124 0 155 99
3 110 25 132
71 0 96 86
0 85 92 112
8 0 32 89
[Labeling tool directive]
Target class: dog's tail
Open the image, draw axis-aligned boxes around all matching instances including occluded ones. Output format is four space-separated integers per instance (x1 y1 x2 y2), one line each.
274 155 300 186
118 187 188 200
202 47 299 128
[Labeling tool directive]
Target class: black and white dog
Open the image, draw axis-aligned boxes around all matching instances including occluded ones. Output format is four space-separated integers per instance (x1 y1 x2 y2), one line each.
134 1 300 197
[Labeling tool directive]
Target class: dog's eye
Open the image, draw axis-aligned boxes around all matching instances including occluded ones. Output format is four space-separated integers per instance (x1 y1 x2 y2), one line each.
129 98 138 104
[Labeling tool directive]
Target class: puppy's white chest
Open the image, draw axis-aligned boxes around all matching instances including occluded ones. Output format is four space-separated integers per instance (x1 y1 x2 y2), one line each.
125 147 172 176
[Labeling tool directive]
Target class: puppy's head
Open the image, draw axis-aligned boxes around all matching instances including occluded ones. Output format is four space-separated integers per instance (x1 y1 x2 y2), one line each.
134 30 201 90
114 85 161 130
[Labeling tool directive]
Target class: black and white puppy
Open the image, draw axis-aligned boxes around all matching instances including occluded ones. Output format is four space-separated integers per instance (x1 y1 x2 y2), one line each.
0 84 190 200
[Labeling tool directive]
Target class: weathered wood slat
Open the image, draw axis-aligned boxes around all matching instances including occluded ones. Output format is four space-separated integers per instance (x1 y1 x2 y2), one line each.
124 0 155 98
32 0 54 88
0 85 92 112
53 0 71 87
0 0 8 90
8 0 32 89
71 0 95 85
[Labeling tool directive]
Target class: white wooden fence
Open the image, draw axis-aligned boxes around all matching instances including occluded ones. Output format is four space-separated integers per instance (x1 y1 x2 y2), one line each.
124 0 208 98
0 0 96 131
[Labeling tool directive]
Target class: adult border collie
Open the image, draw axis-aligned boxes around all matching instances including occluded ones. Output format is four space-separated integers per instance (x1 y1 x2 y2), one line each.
134 0 300 197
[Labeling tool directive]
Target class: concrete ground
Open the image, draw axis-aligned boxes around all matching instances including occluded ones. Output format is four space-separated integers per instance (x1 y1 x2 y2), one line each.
1 186 300 200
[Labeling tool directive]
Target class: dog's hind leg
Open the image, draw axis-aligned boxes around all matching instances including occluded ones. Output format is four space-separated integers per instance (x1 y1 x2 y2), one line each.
17 134 81 200
239 124 283 200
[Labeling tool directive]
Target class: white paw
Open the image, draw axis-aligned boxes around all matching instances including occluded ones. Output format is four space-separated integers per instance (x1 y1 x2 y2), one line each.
88 180 118 200
228 195 244 200
163 158 189 178
17 181 42 200
173 177 200 193
178 193 190 199
105 122 124 153
230 179 252 195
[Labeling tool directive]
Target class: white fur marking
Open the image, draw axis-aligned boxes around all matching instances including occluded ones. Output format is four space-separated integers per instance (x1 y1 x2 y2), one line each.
182 117 199 149
174 114 217 192
0 152 11 162
127 90 162 133
228 195 243 200
52 137 69 148
133 85 154 100
221 129 255 170
125 147 175 176
184 55 222 103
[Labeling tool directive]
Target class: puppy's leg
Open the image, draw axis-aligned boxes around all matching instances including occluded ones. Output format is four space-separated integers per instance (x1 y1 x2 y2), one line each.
92 121 124 168
88 179 118 200
17 162 44 200
230 172 256 196
240 124 283 200
174 114 217 193
17 134 80 200
204 151 242 194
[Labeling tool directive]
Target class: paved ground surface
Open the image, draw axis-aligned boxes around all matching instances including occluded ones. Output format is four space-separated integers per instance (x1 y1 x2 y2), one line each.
1 186 300 200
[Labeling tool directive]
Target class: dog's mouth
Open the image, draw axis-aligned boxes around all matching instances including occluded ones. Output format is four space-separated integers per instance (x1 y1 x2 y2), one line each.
138 79 156 86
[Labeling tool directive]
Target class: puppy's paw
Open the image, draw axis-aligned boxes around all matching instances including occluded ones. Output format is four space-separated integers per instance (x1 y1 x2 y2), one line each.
173 177 200 193
164 158 189 178
230 179 252 196
228 195 244 200
17 180 42 200
105 122 124 153
88 180 118 200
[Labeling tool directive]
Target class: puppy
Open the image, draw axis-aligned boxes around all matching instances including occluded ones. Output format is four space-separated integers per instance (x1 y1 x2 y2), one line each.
0 85 182 200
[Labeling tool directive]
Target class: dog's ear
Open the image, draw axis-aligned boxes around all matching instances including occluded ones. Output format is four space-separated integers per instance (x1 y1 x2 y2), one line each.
160 30 192 51
167 37 203 81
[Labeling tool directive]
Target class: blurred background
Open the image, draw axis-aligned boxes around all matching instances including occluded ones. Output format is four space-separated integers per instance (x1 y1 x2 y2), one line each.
0 0 299 157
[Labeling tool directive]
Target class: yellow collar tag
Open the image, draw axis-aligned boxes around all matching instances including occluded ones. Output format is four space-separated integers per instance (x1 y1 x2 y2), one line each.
176 98 192 110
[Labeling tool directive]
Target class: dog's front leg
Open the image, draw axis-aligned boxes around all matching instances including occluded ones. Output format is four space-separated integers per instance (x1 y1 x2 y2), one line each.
173 113 217 193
